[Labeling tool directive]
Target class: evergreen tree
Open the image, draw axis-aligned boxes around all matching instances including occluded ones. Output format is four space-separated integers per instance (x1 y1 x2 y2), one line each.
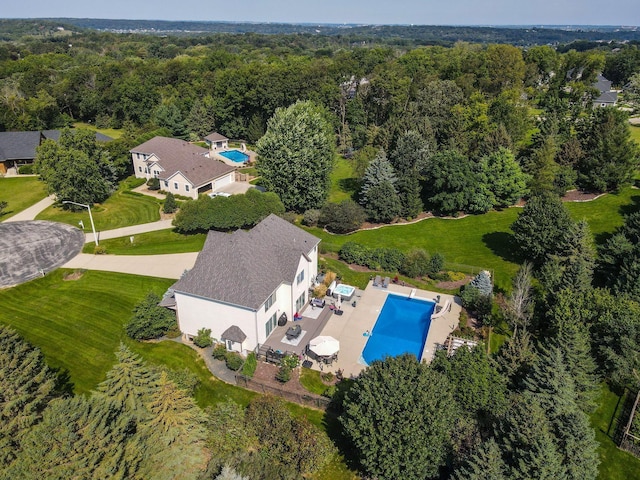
452 438 508 480
185 96 216 139
395 174 423 218
359 149 397 203
163 192 177 214
126 292 177 341
363 181 402 223
0 326 58 468
498 394 567 480
96 344 158 421
483 147 529 207
599 211 640 297
511 191 574 265
7 396 133 479
540 220 595 295
390 131 431 217
138 372 210 479
341 354 456 480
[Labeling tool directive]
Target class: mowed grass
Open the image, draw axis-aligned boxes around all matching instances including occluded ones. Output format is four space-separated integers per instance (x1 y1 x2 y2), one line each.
84 228 206 255
629 124 640 144
591 384 640 480
0 270 357 479
0 176 48 220
0 269 173 393
36 181 162 231
328 155 359 203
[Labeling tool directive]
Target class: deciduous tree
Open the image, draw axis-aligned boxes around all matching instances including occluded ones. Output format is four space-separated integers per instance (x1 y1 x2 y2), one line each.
256 100 335 212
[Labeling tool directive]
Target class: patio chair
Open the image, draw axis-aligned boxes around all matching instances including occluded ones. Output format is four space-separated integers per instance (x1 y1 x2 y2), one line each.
382 276 390 288
286 324 302 340
373 275 382 287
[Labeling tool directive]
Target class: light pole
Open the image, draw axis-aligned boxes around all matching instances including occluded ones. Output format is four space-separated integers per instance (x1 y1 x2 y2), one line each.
62 200 98 245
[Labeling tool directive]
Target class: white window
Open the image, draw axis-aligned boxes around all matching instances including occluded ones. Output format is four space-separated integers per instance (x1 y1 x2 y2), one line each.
296 270 304 285
138 166 142 172
264 292 276 312
164 180 168 188
185 185 190 192
265 312 277 337
174 182 178 190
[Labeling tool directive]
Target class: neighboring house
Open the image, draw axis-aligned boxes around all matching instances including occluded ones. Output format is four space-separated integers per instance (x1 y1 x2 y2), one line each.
593 74 619 108
169 214 320 353
204 132 229 150
0 129 111 174
130 136 236 199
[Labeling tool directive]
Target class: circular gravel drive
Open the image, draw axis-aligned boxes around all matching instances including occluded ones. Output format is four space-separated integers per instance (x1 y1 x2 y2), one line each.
0 221 85 288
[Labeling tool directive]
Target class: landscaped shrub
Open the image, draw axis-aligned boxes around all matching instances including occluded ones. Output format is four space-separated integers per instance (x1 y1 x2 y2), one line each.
126 291 178 340
322 385 337 398
340 242 370 265
313 284 327 298
163 192 177 213
123 176 146 189
323 271 336 287
427 252 445 276
302 209 321 227
225 352 243 371
400 248 431 278
93 245 107 255
18 165 34 174
276 364 292 383
318 200 365 233
278 211 297 224
193 328 213 348
339 242 406 272
282 354 300 369
173 188 285 233
212 343 227 360
241 352 257 377
147 177 160 190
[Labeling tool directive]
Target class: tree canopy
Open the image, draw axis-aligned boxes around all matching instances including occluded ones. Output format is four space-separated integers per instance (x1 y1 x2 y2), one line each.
256 100 335 212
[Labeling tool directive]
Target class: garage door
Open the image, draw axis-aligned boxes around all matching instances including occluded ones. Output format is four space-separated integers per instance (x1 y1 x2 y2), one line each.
214 174 233 189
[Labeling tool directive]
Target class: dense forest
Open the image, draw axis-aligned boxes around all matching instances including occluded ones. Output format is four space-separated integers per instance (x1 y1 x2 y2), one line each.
2 19 640 479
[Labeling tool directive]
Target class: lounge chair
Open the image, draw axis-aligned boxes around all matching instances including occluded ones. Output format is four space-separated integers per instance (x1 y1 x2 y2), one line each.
286 324 302 340
373 275 382 287
382 276 390 288
311 297 325 308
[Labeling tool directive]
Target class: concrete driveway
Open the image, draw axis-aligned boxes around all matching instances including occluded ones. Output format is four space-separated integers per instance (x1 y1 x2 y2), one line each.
62 252 198 279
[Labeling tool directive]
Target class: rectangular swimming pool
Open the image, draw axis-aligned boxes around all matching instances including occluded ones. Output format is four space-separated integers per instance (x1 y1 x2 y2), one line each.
219 150 249 163
362 294 435 365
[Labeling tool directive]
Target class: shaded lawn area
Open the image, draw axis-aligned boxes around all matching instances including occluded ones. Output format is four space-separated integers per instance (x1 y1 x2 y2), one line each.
0 176 48 220
83 228 206 255
36 181 162 231
0 270 357 479
591 383 640 480
328 155 359 204
629 124 640 144
73 121 123 139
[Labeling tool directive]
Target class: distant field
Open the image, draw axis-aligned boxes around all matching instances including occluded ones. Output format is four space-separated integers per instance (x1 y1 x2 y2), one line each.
0 177 47 220
73 121 123 139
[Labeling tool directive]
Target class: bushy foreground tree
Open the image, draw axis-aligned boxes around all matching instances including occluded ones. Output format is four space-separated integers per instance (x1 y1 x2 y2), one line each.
256 100 335 212
126 291 177 340
35 128 115 206
341 354 456 480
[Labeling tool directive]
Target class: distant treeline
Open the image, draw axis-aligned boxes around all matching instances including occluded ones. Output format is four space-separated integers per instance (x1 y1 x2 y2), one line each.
2 18 640 46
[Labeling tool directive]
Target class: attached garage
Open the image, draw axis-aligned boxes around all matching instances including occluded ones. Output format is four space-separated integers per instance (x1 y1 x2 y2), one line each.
213 172 234 190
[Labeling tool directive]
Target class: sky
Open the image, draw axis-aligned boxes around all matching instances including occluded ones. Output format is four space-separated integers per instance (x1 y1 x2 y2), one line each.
2 0 640 27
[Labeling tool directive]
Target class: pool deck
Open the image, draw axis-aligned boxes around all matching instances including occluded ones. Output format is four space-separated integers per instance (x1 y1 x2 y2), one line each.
310 281 461 378
213 147 256 167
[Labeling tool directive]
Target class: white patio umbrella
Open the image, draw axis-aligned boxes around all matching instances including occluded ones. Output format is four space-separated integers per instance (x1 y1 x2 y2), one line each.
308 335 340 357
337 294 342 311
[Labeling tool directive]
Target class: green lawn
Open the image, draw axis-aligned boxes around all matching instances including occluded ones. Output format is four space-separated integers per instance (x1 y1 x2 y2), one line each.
73 121 124 139
36 179 162 231
83 228 206 255
0 269 357 479
0 176 48 220
328 155 359 203
629 124 640 144
591 384 640 480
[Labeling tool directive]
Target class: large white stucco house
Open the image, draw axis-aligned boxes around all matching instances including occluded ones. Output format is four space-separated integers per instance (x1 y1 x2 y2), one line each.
130 136 236 199
169 214 320 353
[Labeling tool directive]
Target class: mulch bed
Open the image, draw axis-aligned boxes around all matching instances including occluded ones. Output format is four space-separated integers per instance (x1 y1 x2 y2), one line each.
435 275 472 290
252 361 315 397
561 190 602 202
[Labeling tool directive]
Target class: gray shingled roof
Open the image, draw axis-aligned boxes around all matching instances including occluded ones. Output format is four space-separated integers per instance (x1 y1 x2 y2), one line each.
204 132 228 142
0 132 42 161
221 325 247 343
172 214 320 310
594 74 613 94
594 91 618 105
0 130 113 162
131 136 234 187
